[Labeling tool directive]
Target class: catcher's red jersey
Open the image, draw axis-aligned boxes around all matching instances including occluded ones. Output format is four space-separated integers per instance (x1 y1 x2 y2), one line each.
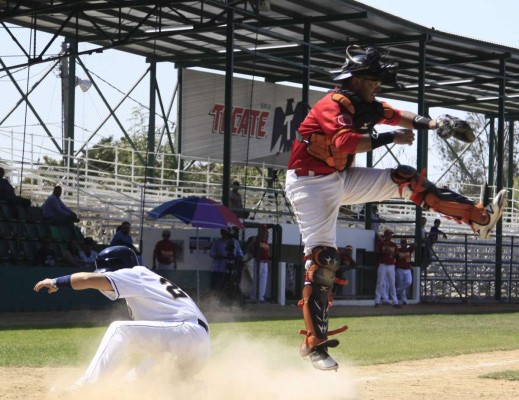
287 92 401 174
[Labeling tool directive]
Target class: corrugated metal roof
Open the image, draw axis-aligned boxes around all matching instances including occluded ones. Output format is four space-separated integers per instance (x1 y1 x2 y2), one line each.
2 0 519 117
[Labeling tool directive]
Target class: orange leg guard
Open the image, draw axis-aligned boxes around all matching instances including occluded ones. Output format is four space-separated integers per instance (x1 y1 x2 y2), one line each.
391 165 490 226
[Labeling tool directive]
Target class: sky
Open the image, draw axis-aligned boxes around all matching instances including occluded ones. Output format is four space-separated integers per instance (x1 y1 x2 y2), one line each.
357 0 519 48
1 1 518 180
352 0 519 177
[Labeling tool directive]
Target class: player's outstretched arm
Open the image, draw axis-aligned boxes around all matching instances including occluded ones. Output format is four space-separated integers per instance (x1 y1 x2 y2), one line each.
399 111 437 130
34 272 113 294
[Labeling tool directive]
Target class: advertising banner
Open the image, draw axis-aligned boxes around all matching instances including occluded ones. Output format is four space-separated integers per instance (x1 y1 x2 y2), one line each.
180 68 325 167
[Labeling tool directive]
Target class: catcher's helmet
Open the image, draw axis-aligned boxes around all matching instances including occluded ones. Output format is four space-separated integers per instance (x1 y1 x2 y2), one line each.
95 246 139 273
334 46 398 85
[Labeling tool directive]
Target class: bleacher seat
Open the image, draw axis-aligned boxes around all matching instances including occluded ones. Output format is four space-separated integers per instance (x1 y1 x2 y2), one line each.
13 222 26 240
7 240 23 264
15 205 27 222
0 204 16 221
23 223 39 241
36 224 50 239
26 206 43 223
52 242 66 264
49 225 70 243
0 221 14 240
72 225 85 242
0 240 10 264
22 241 38 265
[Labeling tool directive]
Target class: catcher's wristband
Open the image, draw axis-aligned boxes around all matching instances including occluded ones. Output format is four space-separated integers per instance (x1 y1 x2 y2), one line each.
412 115 432 130
51 275 72 289
370 132 395 150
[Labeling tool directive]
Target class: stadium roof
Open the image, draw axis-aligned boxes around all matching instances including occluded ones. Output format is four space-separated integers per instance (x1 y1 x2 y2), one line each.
2 0 519 118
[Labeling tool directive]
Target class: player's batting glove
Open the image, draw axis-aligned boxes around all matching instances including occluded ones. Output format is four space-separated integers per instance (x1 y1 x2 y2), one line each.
436 114 476 143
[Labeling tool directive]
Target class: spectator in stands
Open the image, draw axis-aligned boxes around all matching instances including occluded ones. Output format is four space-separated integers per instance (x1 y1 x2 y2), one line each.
63 239 85 268
371 205 382 235
110 221 139 254
229 181 249 219
428 218 448 245
80 237 98 270
359 204 383 235
42 186 80 225
0 166 31 209
152 230 177 270
34 236 56 267
426 218 448 264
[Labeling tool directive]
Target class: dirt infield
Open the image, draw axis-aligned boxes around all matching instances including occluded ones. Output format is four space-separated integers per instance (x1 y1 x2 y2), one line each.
2 350 519 400
2 303 519 400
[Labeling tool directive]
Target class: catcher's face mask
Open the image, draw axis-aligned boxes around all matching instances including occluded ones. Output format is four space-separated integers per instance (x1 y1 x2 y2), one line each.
334 46 398 85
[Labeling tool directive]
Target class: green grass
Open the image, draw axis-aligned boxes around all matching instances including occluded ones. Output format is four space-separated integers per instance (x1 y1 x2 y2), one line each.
1 313 519 367
480 370 519 381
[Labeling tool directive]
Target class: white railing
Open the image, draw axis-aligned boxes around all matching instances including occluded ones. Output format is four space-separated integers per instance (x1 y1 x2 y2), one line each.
2 133 518 246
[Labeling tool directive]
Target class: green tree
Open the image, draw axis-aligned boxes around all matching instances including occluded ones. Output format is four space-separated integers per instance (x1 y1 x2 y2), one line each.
433 113 518 188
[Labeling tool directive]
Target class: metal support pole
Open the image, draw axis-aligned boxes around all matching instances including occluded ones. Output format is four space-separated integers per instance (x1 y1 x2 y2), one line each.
147 60 157 181
488 117 495 187
495 56 507 301
415 36 427 266
222 2 235 207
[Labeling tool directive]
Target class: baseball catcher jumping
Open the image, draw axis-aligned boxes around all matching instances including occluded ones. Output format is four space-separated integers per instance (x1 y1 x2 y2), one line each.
34 246 211 391
285 45 507 371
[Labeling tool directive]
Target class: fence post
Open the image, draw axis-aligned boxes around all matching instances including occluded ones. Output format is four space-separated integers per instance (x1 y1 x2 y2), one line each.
412 266 421 304
278 261 286 305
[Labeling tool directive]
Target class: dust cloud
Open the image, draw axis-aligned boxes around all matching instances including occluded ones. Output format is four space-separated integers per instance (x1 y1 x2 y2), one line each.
47 334 357 400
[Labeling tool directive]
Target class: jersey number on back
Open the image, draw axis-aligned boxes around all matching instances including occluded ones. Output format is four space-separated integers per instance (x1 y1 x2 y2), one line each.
160 277 188 299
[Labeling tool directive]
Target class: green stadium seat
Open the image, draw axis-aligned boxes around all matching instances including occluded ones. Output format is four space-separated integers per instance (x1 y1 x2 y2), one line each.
23 223 39 241
0 221 15 240
0 240 10 263
52 242 65 264
7 240 23 263
36 223 50 239
72 225 85 242
13 222 27 240
49 225 69 242
0 204 16 221
26 206 43 223
22 241 39 265
15 205 27 222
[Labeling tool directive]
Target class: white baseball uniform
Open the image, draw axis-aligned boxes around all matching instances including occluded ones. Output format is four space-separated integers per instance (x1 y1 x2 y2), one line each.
286 167 407 256
75 266 210 386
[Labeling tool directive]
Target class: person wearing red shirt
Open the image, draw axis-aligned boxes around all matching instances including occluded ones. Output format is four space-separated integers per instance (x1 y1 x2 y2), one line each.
395 238 416 305
152 230 177 270
246 225 270 303
334 244 356 296
374 229 399 308
284 45 507 371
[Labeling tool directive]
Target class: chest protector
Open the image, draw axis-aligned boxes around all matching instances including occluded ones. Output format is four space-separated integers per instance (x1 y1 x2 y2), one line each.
305 91 385 171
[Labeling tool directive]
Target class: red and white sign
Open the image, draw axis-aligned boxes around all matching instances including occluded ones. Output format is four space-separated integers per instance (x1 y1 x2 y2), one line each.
180 68 325 167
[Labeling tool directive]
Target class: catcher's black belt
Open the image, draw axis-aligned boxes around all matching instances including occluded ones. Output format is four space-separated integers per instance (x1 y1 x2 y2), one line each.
197 318 209 333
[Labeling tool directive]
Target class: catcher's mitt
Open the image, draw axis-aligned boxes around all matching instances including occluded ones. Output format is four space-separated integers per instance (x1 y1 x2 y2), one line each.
436 114 476 143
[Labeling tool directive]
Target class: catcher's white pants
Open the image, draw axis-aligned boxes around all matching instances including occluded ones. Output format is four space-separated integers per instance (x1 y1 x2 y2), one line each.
286 167 404 255
375 264 398 304
396 268 413 303
75 320 210 386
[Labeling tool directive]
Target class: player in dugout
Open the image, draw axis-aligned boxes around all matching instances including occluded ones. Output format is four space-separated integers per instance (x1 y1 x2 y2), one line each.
34 246 210 392
285 45 507 371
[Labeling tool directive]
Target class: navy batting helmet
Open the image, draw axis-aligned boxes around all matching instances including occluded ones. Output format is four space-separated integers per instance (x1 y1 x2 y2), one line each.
334 46 398 85
95 246 139 273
